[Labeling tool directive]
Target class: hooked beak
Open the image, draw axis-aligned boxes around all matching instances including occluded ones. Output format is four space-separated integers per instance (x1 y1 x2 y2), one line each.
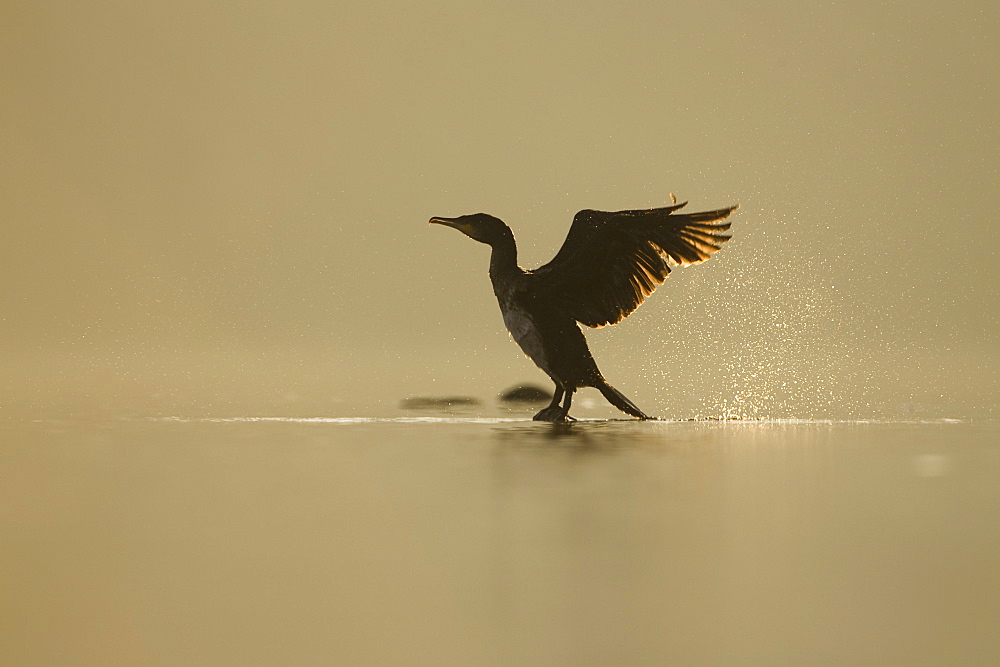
430 216 475 236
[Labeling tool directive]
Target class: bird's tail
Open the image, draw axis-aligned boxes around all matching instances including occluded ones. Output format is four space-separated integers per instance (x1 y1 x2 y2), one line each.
596 381 651 420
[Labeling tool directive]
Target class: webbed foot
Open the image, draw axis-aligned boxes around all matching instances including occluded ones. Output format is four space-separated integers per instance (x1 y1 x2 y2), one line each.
532 406 574 422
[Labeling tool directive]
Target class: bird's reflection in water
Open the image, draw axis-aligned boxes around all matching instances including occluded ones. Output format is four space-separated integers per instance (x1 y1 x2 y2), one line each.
490 419 657 452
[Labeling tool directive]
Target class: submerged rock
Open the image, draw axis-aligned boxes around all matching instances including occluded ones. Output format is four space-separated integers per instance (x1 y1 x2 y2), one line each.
399 396 480 410
498 384 551 403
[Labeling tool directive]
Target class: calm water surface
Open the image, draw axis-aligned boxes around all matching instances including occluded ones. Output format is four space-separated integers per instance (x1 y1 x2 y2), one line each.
3 417 998 666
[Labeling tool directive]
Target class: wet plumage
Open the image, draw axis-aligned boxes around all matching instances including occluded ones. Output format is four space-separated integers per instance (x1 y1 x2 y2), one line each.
430 196 737 421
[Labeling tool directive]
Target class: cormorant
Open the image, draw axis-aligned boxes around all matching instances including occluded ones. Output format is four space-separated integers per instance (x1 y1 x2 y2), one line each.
430 196 737 421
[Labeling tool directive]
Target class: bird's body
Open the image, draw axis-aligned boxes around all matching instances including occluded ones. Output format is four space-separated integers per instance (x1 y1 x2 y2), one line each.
431 197 737 421
497 282 601 390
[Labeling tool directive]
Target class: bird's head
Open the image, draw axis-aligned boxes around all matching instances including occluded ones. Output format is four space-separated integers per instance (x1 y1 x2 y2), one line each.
429 213 511 246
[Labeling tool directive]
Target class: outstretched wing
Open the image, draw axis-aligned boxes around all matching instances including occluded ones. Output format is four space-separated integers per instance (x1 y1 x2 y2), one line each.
530 200 737 327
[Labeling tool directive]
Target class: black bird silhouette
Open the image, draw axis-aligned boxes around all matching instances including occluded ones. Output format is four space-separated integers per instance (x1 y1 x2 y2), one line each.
430 196 737 421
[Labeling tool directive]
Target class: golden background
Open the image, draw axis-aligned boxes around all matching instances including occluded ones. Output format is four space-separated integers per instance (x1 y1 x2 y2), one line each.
3 1 996 418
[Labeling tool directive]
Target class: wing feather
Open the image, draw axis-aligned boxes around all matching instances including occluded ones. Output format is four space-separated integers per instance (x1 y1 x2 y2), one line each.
530 200 737 327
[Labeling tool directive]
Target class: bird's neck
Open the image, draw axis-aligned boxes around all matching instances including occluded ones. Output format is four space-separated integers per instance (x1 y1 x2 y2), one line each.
487 230 520 282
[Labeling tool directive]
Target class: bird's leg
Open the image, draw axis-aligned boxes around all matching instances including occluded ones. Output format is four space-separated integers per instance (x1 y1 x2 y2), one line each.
533 383 567 421
560 387 577 422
